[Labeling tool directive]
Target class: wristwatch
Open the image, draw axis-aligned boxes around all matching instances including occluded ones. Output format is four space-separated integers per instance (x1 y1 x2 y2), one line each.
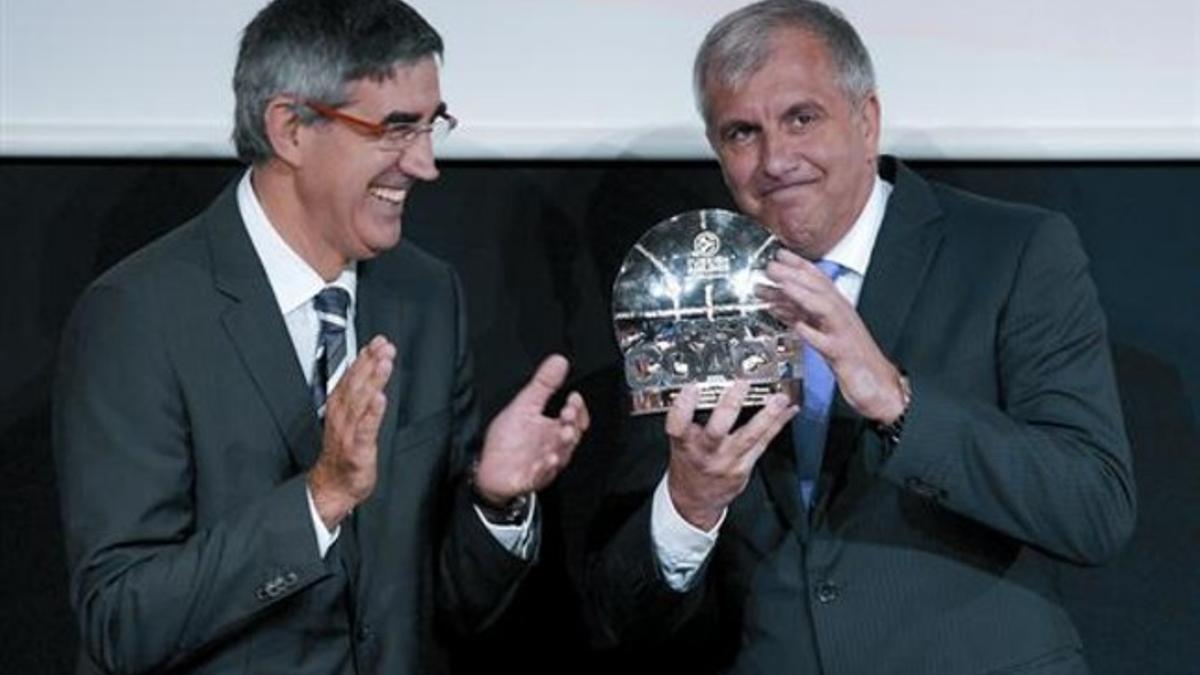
472 492 531 526
468 458 532 525
873 369 912 450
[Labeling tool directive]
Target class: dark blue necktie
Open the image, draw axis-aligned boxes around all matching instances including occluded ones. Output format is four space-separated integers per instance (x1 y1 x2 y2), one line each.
310 286 351 417
794 260 844 506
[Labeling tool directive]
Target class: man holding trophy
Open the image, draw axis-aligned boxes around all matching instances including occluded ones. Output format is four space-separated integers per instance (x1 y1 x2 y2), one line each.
582 1 1135 672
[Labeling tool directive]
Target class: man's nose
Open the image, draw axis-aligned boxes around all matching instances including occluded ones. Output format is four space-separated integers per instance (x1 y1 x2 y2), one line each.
760 128 798 179
396 133 439 182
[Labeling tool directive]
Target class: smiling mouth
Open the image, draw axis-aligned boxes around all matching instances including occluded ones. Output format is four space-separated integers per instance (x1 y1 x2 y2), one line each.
761 179 818 199
369 185 407 205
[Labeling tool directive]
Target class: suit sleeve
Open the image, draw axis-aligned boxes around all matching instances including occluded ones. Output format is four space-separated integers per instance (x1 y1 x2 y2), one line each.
585 497 712 648
435 268 533 634
877 214 1136 565
575 406 712 649
53 282 333 674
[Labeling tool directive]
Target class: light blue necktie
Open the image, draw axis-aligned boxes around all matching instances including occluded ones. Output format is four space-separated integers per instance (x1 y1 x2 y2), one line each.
310 286 351 417
794 260 844 506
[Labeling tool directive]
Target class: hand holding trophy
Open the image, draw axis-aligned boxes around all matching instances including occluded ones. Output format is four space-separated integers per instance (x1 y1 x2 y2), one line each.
612 209 801 529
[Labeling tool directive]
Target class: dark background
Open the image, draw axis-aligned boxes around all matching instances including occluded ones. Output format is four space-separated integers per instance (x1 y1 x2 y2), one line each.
2 158 1197 673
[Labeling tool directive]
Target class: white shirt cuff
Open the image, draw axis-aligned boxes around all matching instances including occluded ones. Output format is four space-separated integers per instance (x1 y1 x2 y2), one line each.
306 485 340 559
650 472 723 591
475 492 539 560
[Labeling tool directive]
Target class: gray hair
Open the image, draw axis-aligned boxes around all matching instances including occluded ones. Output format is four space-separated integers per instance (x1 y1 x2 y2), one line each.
232 0 443 163
693 0 876 126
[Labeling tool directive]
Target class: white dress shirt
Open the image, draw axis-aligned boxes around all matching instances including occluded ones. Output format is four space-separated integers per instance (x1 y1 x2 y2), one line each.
652 175 894 590
236 170 535 560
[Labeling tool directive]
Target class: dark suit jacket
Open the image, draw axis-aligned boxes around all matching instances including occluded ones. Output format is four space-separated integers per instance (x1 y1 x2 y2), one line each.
53 181 530 674
576 157 1135 675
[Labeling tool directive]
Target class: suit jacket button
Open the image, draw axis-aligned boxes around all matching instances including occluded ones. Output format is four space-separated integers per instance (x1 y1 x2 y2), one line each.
815 581 840 604
356 623 373 642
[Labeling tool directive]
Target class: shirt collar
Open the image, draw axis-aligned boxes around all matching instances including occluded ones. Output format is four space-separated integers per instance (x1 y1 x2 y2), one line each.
821 174 893 278
236 169 357 314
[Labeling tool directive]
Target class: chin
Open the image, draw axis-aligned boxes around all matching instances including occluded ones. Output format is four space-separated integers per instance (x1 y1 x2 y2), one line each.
774 226 819 256
365 220 403 251
368 234 403 256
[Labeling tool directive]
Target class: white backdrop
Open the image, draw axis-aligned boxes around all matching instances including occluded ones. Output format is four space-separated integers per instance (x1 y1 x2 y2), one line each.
1 0 1197 159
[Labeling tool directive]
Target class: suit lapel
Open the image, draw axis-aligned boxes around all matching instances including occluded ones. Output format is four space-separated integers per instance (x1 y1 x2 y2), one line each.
817 159 945 515
854 158 946 364
206 183 323 470
347 250 418 598
354 252 413 456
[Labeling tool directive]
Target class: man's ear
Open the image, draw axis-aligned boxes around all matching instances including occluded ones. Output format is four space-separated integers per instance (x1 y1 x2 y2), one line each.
263 97 307 166
858 90 881 150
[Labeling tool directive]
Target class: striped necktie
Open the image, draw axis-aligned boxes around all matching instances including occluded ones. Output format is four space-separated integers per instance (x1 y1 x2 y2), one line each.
310 286 351 417
794 259 844 506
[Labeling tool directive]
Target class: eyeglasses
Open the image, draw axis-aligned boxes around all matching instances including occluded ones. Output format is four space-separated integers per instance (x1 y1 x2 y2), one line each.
302 100 458 150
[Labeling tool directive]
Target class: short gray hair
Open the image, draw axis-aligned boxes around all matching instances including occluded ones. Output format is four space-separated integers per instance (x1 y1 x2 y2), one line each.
232 0 443 164
693 0 875 126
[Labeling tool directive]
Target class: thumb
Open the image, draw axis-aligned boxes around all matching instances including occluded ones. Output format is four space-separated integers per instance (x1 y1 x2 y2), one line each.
511 354 569 410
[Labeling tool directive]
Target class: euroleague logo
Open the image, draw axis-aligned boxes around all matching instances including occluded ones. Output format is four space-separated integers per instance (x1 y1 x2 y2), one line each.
692 231 721 257
687 231 730 277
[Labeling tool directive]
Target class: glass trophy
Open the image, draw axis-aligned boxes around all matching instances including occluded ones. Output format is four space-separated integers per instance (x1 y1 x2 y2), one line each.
611 209 801 415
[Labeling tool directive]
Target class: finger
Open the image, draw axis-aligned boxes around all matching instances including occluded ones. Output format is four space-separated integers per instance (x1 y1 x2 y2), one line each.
556 421 581 452
337 346 394 436
733 393 794 459
365 343 396 392
568 392 591 433
559 397 578 425
755 283 785 300
558 392 588 429
774 248 813 268
775 250 831 286
765 304 807 329
368 335 396 363
765 259 810 287
757 287 809 323
766 264 826 303
794 321 833 359
767 254 839 291
352 390 388 449
342 348 386 417
326 343 379 429
550 438 578 476
738 402 799 473
549 426 581 466
665 384 699 439
704 380 750 441
365 334 391 355
772 281 843 336
510 354 570 411
762 266 827 319
557 421 578 445
366 352 395 401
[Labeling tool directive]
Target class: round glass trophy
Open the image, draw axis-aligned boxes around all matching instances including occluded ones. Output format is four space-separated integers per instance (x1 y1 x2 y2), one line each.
611 209 801 415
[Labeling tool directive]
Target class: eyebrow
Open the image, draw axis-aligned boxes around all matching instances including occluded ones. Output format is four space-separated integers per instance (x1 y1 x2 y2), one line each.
716 118 760 137
782 101 824 119
379 101 448 126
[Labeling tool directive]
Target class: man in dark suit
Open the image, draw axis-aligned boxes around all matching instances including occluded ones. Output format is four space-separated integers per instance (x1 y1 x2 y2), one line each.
577 1 1135 672
53 1 589 673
